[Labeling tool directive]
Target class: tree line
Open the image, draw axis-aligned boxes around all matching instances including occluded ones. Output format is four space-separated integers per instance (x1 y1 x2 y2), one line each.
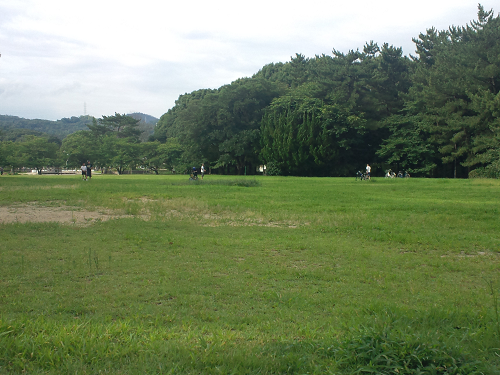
1 5 498 177
153 5 500 178
0 113 179 175
0 113 162 175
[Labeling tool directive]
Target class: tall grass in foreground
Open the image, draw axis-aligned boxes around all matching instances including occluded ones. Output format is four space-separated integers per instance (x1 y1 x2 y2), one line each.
0 175 499 373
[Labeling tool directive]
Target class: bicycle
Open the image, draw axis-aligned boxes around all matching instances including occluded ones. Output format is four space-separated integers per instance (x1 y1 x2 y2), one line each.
355 171 368 181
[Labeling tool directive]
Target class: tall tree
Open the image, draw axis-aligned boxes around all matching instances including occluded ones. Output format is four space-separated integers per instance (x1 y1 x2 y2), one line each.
260 84 366 176
396 5 500 177
60 130 95 168
98 113 141 141
14 136 60 174
153 79 283 174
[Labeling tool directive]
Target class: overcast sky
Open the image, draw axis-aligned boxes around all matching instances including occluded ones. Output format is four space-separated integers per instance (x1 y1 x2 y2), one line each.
0 0 498 121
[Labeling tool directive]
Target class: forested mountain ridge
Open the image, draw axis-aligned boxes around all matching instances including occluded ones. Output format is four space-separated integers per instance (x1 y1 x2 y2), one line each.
0 113 158 142
126 113 159 142
127 113 159 125
0 115 94 140
153 5 500 178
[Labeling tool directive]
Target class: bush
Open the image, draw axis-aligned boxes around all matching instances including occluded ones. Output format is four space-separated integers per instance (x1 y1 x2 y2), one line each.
469 161 500 179
265 162 283 176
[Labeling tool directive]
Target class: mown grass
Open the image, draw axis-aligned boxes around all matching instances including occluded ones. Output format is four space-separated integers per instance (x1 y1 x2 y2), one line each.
0 174 499 373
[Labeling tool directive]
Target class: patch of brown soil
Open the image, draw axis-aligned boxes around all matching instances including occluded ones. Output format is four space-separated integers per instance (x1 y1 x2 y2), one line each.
0 200 305 228
0 204 144 226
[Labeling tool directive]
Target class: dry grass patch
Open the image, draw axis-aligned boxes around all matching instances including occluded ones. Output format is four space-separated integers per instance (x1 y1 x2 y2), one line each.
0 203 148 226
0 184 80 191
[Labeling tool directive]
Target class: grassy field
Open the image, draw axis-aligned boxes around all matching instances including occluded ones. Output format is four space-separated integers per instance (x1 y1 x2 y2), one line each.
0 174 499 374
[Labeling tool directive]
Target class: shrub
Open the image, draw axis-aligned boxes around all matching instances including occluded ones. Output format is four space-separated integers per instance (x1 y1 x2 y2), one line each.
469 161 500 179
265 162 283 176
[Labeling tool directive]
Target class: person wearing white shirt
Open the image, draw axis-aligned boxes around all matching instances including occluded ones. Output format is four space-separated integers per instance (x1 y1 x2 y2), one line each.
81 163 87 180
201 163 206 179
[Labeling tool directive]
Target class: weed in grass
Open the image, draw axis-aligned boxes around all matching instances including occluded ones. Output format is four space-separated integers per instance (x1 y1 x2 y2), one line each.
94 251 99 271
88 247 92 271
487 279 500 343
324 329 483 374
171 178 261 187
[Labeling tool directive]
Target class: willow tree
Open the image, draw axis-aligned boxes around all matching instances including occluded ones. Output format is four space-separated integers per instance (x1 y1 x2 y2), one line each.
260 84 365 176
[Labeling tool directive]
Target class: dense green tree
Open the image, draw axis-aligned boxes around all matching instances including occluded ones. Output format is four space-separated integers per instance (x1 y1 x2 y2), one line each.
98 113 141 140
23 136 60 173
139 139 183 174
210 78 284 173
140 141 162 174
105 137 141 174
1 141 23 172
0 138 5 169
261 84 366 176
77 114 143 173
376 114 438 175
2 136 60 174
60 130 96 168
465 89 500 177
153 79 283 174
258 43 412 176
388 5 500 177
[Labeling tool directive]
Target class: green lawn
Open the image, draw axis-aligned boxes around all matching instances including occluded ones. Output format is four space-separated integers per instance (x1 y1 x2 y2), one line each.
0 174 499 373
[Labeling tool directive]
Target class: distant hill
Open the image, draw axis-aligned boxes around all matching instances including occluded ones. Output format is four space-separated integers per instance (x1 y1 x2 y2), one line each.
0 115 93 140
128 112 158 125
127 113 158 142
0 113 159 141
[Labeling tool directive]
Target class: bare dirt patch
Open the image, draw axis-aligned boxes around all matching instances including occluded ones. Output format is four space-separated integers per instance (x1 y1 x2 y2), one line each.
0 204 142 226
0 199 306 228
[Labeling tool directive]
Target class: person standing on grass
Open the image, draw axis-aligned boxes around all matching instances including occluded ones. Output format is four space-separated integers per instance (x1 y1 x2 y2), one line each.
81 163 87 180
86 160 92 180
201 163 206 179
366 164 371 180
